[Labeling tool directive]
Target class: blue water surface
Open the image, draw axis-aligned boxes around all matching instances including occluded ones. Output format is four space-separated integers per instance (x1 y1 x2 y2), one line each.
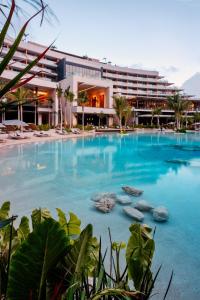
0 133 200 299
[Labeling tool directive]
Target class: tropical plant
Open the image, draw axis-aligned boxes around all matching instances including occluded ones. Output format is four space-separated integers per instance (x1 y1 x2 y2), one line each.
151 107 162 127
0 201 173 299
113 95 128 132
123 105 132 127
98 111 105 127
64 87 75 129
9 87 33 124
0 0 54 100
167 94 189 130
78 91 88 131
0 0 55 26
56 85 63 131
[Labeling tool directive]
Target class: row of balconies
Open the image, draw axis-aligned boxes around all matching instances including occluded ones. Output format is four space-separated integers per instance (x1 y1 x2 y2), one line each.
112 81 178 91
102 72 171 85
1 47 58 68
113 87 175 97
5 60 58 77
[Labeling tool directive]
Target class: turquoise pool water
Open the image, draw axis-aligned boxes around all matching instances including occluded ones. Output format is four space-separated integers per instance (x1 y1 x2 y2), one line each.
0 133 200 299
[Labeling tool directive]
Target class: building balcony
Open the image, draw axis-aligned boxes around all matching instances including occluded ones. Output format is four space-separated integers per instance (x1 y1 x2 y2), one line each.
72 106 115 115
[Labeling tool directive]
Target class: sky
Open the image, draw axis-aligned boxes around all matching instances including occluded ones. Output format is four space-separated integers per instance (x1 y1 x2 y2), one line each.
25 0 200 87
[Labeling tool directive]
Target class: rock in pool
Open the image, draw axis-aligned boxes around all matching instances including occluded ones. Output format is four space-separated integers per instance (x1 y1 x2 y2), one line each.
116 195 132 205
95 198 115 213
134 200 153 212
152 206 169 222
123 206 144 222
122 186 143 197
91 192 117 202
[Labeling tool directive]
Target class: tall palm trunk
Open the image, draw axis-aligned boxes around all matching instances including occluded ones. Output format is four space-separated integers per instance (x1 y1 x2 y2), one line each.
64 102 67 126
119 113 122 132
18 104 20 121
70 103 72 129
60 97 63 131
82 105 85 131
157 116 160 127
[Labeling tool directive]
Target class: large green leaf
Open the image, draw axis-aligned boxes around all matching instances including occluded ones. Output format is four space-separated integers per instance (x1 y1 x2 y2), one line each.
17 216 30 241
126 224 155 291
31 207 51 229
0 0 15 49
56 209 81 236
0 201 10 220
7 218 69 300
65 224 94 278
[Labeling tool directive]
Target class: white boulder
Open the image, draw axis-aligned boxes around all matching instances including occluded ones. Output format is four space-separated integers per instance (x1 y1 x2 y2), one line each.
152 206 169 222
123 207 144 222
134 200 153 212
116 196 132 205
95 198 115 213
91 192 117 202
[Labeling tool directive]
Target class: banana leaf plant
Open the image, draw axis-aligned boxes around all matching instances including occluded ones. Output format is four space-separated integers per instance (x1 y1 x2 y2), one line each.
0 201 173 300
0 0 54 99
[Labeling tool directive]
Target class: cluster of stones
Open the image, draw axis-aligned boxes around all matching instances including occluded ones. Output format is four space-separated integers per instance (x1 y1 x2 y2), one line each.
91 186 169 223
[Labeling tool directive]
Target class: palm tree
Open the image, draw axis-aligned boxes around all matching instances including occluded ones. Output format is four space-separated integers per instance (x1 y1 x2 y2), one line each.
167 94 189 130
10 87 32 123
56 85 63 131
151 107 162 127
98 111 105 128
78 91 88 131
64 88 75 129
123 105 132 128
113 95 127 132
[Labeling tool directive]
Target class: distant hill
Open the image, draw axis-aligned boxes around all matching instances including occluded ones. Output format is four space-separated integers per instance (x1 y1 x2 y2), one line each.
182 73 200 98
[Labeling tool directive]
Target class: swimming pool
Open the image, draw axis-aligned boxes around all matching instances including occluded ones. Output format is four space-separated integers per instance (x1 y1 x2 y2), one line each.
0 133 200 299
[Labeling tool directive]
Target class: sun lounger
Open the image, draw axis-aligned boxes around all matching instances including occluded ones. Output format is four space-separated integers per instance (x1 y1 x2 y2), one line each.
71 128 81 134
9 132 29 140
56 130 68 135
34 131 50 137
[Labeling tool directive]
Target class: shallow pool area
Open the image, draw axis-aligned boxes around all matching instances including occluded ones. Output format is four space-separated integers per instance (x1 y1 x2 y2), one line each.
0 132 200 299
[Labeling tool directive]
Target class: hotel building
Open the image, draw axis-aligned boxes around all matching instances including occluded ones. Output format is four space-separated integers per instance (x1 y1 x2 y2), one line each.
1 37 199 126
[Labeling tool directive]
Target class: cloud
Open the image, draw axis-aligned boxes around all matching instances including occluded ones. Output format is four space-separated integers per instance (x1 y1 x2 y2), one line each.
160 66 179 73
127 63 179 74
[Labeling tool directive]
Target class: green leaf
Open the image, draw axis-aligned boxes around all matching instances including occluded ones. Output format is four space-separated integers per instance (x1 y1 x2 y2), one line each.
17 216 30 241
56 209 81 236
0 201 10 220
126 224 155 291
31 208 51 230
0 0 15 49
7 218 69 300
65 224 93 279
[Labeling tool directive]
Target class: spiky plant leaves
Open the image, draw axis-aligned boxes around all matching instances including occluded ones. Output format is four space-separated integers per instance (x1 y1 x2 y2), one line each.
0 201 10 220
17 216 30 241
91 288 142 300
126 224 155 292
31 207 51 229
7 218 69 300
56 209 81 236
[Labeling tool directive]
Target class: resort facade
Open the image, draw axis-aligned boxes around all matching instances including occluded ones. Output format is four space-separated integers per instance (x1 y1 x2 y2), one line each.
1 37 200 126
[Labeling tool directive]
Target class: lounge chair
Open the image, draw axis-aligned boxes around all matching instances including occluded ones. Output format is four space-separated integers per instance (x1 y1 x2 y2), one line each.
9 132 28 140
71 128 81 134
56 129 69 135
34 131 50 137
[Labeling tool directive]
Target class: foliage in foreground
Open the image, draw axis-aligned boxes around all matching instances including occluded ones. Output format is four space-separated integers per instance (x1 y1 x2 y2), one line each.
0 201 173 299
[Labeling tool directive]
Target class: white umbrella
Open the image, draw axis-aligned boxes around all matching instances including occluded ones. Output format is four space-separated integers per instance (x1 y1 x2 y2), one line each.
3 120 28 127
0 123 5 128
